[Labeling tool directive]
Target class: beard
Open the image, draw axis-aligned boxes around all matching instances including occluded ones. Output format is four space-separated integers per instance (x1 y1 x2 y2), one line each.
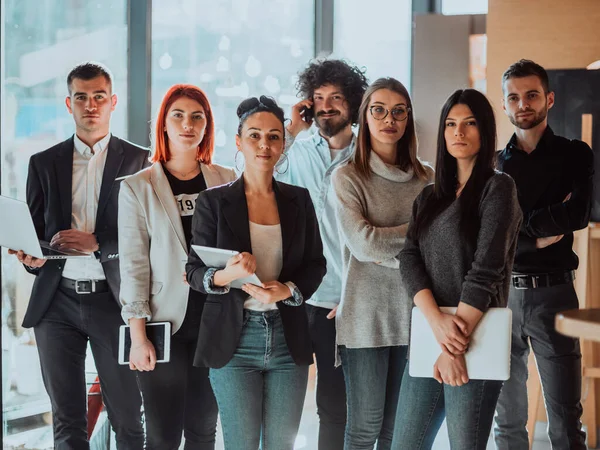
314 110 351 138
508 104 548 130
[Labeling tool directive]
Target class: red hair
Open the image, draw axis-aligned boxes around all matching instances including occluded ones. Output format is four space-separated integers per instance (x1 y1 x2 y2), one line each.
151 84 215 164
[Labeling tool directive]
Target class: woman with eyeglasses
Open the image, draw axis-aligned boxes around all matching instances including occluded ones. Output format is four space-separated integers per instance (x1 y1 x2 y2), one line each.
331 78 433 449
186 96 327 449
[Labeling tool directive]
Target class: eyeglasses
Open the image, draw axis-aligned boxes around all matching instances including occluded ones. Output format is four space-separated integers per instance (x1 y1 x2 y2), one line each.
369 105 411 122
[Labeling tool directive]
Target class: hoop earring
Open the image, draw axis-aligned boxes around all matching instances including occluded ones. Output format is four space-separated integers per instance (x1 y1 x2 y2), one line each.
234 151 245 173
275 152 289 175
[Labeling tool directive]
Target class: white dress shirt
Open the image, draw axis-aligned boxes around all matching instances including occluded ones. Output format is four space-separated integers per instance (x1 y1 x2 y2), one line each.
62 133 111 281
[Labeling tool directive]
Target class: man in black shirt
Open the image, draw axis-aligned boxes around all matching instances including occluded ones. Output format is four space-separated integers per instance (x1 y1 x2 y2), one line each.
494 59 593 450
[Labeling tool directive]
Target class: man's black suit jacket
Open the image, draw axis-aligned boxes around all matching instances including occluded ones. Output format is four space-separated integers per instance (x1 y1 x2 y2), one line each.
186 176 327 369
22 135 150 328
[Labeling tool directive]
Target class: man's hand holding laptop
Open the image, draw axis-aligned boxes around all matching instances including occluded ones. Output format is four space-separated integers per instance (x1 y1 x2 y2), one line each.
8 249 46 268
8 229 98 266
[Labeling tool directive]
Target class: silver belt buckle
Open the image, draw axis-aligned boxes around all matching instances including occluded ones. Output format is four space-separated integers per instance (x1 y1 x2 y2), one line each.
75 279 95 294
513 275 527 290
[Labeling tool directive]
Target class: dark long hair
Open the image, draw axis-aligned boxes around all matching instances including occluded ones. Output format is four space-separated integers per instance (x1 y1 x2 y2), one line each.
354 78 428 180
412 89 496 240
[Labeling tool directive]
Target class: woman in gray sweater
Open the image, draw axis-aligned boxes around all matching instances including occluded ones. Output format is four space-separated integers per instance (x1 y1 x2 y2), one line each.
332 78 433 449
391 89 522 449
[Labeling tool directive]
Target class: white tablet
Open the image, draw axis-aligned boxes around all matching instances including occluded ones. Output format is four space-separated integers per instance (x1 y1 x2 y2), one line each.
118 322 171 365
191 245 262 289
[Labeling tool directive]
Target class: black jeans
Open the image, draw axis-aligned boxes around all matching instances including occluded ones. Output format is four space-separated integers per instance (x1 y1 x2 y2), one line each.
137 298 218 450
34 284 143 450
494 282 586 450
306 304 347 450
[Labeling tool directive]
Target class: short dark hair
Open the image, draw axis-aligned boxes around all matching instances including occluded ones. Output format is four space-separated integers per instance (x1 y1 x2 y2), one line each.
296 59 368 125
67 62 113 94
502 59 550 94
236 95 286 135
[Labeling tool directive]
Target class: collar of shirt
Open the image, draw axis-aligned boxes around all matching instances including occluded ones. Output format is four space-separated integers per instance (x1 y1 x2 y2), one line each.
506 125 555 156
74 133 111 157
311 130 356 163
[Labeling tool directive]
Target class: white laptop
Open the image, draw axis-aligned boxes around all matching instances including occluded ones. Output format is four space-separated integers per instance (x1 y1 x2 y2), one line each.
191 245 262 289
409 306 512 381
0 195 92 260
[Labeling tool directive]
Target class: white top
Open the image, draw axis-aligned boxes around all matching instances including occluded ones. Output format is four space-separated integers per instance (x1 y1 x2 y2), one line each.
244 221 283 311
62 133 110 281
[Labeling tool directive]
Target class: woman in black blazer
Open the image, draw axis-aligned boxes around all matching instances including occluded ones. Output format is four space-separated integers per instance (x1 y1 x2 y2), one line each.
186 96 326 450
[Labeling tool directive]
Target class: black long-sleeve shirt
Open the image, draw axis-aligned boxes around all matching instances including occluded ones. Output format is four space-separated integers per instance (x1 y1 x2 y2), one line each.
497 126 594 274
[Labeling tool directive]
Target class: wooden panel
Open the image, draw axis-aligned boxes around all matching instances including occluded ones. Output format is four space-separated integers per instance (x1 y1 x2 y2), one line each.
487 0 600 145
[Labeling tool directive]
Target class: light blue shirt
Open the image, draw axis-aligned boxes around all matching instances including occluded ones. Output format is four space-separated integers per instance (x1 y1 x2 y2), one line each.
276 130 356 309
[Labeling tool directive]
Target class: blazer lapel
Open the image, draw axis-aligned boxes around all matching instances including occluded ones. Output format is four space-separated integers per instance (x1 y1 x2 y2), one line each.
222 177 252 253
274 180 298 270
151 163 187 253
55 137 75 228
97 136 124 222
201 163 222 188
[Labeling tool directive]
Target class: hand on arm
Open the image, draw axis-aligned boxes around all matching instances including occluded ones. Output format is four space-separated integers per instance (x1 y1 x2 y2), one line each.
534 194 569 249
241 281 293 304
433 353 469 386
523 141 594 237
432 301 485 385
128 318 156 372
415 289 470 358
536 234 564 249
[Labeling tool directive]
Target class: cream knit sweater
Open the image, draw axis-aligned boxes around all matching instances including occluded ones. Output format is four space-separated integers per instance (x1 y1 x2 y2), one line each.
332 151 433 355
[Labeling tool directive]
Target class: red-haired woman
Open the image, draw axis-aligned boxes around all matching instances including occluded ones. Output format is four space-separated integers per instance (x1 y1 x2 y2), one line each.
118 84 236 449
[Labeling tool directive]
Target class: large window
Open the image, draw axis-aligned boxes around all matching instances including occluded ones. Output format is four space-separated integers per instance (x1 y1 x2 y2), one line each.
1 2 421 448
152 0 315 167
333 0 412 88
1 1 127 447
442 0 488 15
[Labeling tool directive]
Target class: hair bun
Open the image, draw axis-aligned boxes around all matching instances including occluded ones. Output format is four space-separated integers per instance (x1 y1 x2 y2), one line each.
237 97 260 118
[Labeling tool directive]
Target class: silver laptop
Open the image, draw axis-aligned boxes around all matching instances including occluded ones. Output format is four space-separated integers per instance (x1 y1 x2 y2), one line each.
0 195 92 260
409 306 512 381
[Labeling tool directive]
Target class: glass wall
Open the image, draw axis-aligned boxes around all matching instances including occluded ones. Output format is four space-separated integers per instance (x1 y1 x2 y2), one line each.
152 0 315 167
1 0 127 447
1 1 419 448
333 0 412 89
442 0 488 15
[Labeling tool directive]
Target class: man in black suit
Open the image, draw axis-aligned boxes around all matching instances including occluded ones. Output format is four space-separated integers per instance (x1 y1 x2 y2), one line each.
9 62 148 449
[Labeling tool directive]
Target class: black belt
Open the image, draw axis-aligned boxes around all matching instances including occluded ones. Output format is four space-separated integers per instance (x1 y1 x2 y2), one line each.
60 278 109 294
512 271 575 290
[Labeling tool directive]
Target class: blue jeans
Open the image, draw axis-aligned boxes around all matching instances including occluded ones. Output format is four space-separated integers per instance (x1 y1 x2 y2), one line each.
339 345 408 450
392 365 502 450
209 309 309 450
494 283 586 450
